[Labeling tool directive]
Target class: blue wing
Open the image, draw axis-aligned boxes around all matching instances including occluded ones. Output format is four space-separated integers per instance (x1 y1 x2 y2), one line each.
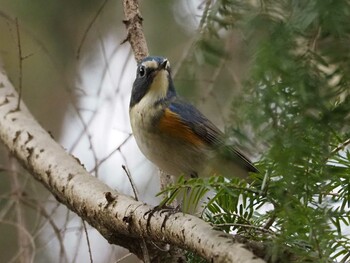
167 99 258 173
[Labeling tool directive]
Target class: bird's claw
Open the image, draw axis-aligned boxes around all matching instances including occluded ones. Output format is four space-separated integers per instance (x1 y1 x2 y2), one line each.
144 204 182 229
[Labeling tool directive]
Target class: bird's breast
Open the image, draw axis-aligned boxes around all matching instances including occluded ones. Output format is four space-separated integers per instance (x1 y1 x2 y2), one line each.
129 103 208 177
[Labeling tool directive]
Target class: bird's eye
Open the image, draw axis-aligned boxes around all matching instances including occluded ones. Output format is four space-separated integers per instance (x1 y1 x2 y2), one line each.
138 66 146 77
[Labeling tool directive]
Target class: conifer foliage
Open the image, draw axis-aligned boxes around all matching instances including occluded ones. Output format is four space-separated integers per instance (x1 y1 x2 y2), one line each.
171 1 350 262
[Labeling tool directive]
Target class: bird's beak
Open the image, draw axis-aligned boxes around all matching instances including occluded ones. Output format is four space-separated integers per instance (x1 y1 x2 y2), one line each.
159 59 168 70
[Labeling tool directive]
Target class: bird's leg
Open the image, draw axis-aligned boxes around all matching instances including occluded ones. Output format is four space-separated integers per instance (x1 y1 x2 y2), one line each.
144 202 182 230
144 171 182 228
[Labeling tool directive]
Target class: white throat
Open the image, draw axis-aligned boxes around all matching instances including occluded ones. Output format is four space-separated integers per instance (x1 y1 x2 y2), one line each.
143 69 169 106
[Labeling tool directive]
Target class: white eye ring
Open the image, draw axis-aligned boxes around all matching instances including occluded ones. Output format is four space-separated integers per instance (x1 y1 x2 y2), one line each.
139 65 146 77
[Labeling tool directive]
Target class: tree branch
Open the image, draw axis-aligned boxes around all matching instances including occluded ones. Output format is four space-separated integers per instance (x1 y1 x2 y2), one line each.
0 68 265 262
122 0 149 62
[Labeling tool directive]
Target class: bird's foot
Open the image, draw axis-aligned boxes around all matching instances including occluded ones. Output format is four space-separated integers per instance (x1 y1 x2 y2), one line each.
144 204 182 229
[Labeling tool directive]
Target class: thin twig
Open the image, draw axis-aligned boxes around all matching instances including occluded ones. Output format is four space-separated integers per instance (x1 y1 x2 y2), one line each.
2 220 36 263
72 108 100 177
71 224 85 263
115 253 133 263
96 32 119 96
122 164 139 201
114 49 132 95
82 220 94 263
20 198 69 263
15 18 23 110
89 134 132 173
330 138 350 156
310 26 321 52
121 165 151 263
9 157 32 263
76 0 109 59
214 223 274 234
68 111 96 153
263 213 276 230
172 0 212 77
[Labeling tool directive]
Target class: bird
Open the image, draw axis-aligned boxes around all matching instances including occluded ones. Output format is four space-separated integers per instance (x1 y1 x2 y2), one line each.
129 56 258 180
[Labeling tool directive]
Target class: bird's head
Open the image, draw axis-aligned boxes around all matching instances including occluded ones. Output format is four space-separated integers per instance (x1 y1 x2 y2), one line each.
130 56 176 108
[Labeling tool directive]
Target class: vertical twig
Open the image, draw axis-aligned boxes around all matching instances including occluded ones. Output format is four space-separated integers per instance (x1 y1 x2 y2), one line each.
121 165 150 263
82 220 94 263
122 164 139 201
122 0 149 62
76 0 109 59
172 0 213 77
9 158 32 263
15 18 23 110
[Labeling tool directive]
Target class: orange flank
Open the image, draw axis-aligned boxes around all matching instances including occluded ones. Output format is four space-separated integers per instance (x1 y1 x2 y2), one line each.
158 108 205 147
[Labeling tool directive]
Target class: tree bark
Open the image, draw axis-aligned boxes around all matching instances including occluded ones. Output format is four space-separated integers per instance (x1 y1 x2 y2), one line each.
122 0 149 62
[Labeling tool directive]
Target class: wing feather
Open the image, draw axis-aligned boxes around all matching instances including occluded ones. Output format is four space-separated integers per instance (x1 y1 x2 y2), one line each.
168 100 258 173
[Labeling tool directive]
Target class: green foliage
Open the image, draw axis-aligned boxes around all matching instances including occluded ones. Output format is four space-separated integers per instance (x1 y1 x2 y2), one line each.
166 0 350 262
237 1 350 260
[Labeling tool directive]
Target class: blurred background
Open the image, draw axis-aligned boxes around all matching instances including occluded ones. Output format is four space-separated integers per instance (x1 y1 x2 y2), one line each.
0 1 251 262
